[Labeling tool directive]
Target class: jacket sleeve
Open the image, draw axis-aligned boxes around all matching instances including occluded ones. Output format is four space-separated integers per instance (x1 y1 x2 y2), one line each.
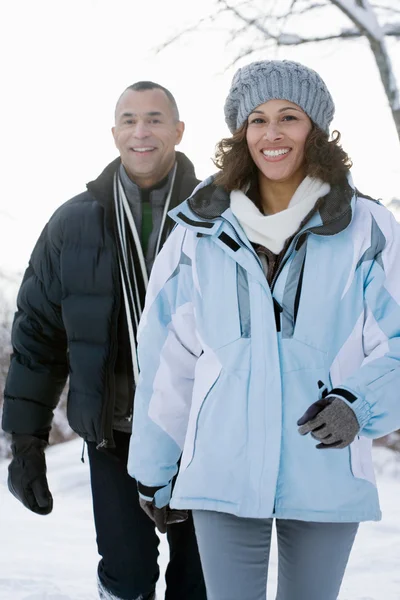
2 215 68 437
128 225 202 507
330 208 400 438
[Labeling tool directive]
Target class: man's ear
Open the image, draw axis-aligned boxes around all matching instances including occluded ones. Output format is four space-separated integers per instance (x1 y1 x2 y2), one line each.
175 121 185 146
111 126 117 145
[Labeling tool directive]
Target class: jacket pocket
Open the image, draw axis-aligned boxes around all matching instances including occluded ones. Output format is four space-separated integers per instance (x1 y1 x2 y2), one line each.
197 259 246 349
279 337 327 374
349 436 376 486
180 358 222 471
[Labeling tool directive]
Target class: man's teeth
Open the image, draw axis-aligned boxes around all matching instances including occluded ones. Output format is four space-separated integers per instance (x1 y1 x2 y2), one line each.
262 148 290 157
133 148 154 152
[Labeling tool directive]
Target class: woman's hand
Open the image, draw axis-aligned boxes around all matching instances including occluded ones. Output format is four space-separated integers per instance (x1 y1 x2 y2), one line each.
297 397 360 449
139 497 188 533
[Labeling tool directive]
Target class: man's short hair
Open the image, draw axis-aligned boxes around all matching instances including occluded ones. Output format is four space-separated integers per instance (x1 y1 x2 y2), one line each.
121 81 180 121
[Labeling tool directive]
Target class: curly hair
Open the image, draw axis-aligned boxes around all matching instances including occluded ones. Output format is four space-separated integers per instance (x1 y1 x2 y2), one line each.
214 123 352 191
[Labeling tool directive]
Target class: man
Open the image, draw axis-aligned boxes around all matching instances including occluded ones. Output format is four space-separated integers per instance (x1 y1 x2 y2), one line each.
2 81 206 600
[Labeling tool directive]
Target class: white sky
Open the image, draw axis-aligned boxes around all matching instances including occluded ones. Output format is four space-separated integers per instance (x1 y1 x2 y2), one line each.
0 0 399 275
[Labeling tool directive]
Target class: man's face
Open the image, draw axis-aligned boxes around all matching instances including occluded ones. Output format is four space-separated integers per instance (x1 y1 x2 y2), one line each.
112 88 184 188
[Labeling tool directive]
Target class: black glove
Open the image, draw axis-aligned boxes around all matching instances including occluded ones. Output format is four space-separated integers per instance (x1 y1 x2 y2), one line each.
139 497 188 534
297 397 360 449
8 434 53 515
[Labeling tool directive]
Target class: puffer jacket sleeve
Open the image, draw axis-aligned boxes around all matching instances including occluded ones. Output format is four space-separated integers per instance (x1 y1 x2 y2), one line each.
330 206 400 438
2 213 68 437
128 225 202 508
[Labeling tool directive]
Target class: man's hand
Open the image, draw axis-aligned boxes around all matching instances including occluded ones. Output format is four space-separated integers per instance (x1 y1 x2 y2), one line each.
139 497 188 534
8 434 53 515
297 397 360 449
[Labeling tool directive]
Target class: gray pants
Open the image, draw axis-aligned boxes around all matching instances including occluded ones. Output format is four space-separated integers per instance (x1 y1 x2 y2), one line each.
193 511 358 600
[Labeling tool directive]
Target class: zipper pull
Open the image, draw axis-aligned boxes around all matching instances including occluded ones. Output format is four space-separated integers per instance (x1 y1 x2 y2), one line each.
96 439 108 450
317 380 329 399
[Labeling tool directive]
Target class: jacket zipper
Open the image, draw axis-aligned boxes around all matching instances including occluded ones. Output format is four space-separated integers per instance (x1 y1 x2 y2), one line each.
270 233 309 293
192 211 304 516
221 216 283 514
221 215 308 297
97 249 120 450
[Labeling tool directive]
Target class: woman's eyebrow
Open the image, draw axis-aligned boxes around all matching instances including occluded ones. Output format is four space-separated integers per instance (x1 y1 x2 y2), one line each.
248 106 303 117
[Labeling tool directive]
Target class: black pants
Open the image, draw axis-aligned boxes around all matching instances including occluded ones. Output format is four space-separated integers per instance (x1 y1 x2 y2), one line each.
87 430 206 600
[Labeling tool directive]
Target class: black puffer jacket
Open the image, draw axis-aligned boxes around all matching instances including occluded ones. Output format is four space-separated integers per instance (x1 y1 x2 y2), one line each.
2 152 199 447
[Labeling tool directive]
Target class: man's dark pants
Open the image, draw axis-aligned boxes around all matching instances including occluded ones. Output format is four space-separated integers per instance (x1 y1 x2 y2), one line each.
87 430 206 600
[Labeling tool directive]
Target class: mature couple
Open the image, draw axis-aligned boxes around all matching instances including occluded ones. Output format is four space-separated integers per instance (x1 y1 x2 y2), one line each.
3 61 400 600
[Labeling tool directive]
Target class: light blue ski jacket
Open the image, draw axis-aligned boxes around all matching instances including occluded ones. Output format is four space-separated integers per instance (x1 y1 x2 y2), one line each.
128 176 400 522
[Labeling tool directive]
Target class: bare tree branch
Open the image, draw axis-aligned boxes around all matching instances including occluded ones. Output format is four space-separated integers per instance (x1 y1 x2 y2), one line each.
219 0 332 22
217 0 277 39
273 2 331 19
372 4 400 14
156 0 400 141
276 0 299 37
222 36 290 69
154 8 225 53
384 22 400 35
330 0 381 37
278 29 362 44
217 1 400 43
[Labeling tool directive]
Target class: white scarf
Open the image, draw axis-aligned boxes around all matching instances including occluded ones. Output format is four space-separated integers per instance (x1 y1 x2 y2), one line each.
230 176 330 254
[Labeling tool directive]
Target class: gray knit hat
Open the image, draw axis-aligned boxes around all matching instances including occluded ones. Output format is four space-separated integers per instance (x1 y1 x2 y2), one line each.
224 60 335 134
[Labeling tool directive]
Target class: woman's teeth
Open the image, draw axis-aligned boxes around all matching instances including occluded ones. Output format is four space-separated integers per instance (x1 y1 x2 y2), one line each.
262 148 290 157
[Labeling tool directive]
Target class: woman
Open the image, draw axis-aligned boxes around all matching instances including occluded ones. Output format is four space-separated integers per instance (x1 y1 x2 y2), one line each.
128 60 400 599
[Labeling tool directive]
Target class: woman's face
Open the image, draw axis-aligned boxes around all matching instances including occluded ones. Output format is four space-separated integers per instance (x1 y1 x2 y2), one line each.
246 99 312 186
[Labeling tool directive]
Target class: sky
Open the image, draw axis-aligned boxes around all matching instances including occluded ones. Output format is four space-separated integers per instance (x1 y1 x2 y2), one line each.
0 0 399 277
1 438 400 599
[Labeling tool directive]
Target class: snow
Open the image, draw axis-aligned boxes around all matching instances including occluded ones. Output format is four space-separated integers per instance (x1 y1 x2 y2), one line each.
387 198 400 222
0 268 20 308
1 439 400 599
277 33 303 45
333 0 384 40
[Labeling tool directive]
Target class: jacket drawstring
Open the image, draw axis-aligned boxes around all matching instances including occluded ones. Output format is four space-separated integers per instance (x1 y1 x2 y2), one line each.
81 439 86 463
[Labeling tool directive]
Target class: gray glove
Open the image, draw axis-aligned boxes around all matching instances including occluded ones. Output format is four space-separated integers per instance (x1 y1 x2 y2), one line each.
297 397 360 449
139 497 188 534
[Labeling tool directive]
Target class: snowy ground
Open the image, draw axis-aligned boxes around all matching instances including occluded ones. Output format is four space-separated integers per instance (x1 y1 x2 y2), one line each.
1 439 399 600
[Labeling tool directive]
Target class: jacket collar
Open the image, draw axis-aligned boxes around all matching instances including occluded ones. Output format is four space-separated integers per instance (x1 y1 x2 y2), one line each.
170 173 356 241
170 174 358 294
86 151 199 211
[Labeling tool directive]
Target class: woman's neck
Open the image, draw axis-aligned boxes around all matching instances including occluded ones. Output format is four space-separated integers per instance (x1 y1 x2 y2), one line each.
258 171 306 215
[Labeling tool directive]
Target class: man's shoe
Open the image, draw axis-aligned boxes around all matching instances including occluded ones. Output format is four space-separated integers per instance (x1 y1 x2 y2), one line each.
98 576 156 600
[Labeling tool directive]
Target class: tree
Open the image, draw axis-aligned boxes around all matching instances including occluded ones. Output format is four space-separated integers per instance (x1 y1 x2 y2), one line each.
160 0 400 142
0 300 12 457
0 272 76 458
